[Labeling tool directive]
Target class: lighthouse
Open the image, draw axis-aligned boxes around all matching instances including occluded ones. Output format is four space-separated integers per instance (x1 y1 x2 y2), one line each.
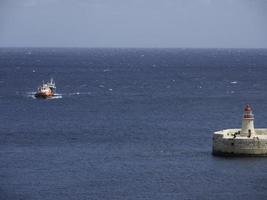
213 105 267 156
241 104 255 137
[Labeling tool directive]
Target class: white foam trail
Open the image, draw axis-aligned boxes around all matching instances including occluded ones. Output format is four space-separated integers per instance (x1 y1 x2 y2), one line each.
67 92 91 96
25 92 36 98
25 92 63 99
103 69 111 72
26 92 35 95
230 81 238 84
49 95 63 99
26 91 91 99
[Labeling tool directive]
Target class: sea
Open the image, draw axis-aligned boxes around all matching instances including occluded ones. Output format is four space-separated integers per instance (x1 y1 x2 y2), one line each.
1 48 267 200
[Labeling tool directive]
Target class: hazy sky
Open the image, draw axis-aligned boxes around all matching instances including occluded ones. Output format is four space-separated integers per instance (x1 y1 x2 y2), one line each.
0 0 267 48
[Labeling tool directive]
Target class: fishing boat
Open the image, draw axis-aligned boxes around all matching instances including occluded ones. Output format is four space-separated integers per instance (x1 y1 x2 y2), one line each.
35 78 56 98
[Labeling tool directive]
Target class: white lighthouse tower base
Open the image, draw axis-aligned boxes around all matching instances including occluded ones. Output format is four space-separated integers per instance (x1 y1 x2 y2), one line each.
213 105 267 156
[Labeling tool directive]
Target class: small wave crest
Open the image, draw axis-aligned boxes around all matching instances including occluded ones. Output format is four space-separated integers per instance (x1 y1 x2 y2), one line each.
230 81 238 84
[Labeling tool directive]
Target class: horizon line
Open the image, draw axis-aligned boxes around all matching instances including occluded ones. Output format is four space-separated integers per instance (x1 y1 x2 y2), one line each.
0 46 267 50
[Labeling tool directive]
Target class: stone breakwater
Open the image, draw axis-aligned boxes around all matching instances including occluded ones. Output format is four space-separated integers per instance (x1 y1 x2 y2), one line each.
213 129 267 156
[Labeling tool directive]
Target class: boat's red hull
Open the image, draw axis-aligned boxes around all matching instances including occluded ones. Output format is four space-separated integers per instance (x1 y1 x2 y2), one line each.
34 92 54 99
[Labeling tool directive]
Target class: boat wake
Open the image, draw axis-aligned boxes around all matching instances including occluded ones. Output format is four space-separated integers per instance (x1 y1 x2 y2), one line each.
49 94 63 99
66 92 92 96
26 92 63 99
25 91 91 99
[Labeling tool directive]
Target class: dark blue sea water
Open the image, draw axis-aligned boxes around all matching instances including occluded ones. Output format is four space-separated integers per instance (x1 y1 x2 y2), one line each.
1 48 267 200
